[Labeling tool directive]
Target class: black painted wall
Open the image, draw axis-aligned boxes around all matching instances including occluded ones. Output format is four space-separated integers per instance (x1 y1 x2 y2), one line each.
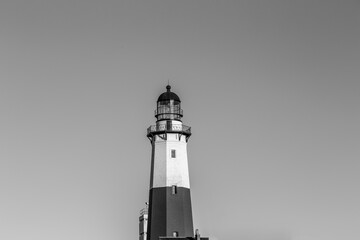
147 187 194 240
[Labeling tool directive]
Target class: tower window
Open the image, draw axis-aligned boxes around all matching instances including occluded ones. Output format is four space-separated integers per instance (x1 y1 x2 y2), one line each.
171 185 177 195
171 149 176 158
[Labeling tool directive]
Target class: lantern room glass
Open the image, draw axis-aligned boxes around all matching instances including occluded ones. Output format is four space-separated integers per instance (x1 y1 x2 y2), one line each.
155 99 183 121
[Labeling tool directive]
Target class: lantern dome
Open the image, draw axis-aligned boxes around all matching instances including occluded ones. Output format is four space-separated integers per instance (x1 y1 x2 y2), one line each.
157 85 181 102
155 85 183 122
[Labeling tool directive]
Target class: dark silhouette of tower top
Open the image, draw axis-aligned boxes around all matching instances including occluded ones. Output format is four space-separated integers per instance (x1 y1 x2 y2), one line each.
157 85 181 102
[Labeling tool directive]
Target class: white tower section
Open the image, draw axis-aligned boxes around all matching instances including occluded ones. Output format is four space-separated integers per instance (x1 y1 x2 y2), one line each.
150 120 190 189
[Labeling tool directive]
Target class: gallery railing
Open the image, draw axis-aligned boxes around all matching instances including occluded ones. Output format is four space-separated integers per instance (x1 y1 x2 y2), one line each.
155 107 183 121
147 124 191 136
139 208 148 216
155 107 183 116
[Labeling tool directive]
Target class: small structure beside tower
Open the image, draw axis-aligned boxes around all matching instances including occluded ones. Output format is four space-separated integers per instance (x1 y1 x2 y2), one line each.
139 85 209 240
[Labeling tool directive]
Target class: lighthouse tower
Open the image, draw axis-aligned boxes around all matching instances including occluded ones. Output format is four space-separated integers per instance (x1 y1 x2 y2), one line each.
144 85 208 240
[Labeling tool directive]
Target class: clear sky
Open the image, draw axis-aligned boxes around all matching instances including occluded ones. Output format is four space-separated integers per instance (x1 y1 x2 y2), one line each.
1 1 359 240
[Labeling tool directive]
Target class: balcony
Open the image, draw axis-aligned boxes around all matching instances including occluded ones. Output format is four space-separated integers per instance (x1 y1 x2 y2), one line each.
147 123 191 137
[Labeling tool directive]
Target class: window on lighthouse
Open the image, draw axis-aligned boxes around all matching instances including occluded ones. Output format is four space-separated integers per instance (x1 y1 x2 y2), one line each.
171 149 176 158
172 185 177 194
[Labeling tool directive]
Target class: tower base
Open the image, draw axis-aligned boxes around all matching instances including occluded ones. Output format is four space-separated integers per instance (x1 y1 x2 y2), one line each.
148 187 194 240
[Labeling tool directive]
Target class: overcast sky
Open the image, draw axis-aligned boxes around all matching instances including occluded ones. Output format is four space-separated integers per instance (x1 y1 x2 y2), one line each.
1 1 359 240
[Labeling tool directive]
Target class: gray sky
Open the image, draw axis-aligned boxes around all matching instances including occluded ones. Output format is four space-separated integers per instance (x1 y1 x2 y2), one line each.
1 1 359 240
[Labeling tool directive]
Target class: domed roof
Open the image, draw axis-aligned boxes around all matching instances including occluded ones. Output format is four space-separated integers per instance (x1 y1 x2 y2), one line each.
157 85 181 102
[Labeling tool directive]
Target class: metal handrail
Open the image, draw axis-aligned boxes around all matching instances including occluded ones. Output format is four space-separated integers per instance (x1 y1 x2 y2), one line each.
147 124 191 135
155 108 183 116
139 208 148 216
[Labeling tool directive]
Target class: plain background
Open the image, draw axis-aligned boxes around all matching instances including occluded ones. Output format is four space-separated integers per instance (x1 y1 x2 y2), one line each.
1 1 359 240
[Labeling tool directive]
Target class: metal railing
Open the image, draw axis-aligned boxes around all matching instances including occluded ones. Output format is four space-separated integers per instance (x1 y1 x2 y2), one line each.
147 124 191 135
155 107 183 116
139 208 148 216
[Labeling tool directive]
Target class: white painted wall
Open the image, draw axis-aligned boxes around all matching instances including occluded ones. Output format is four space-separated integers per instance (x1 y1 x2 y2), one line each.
151 132 191 189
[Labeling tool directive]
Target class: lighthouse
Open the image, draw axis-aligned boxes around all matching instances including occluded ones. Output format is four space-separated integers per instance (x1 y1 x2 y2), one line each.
141 85 208 240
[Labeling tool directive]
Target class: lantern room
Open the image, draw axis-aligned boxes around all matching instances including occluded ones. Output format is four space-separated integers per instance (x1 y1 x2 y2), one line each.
155 85 183 122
